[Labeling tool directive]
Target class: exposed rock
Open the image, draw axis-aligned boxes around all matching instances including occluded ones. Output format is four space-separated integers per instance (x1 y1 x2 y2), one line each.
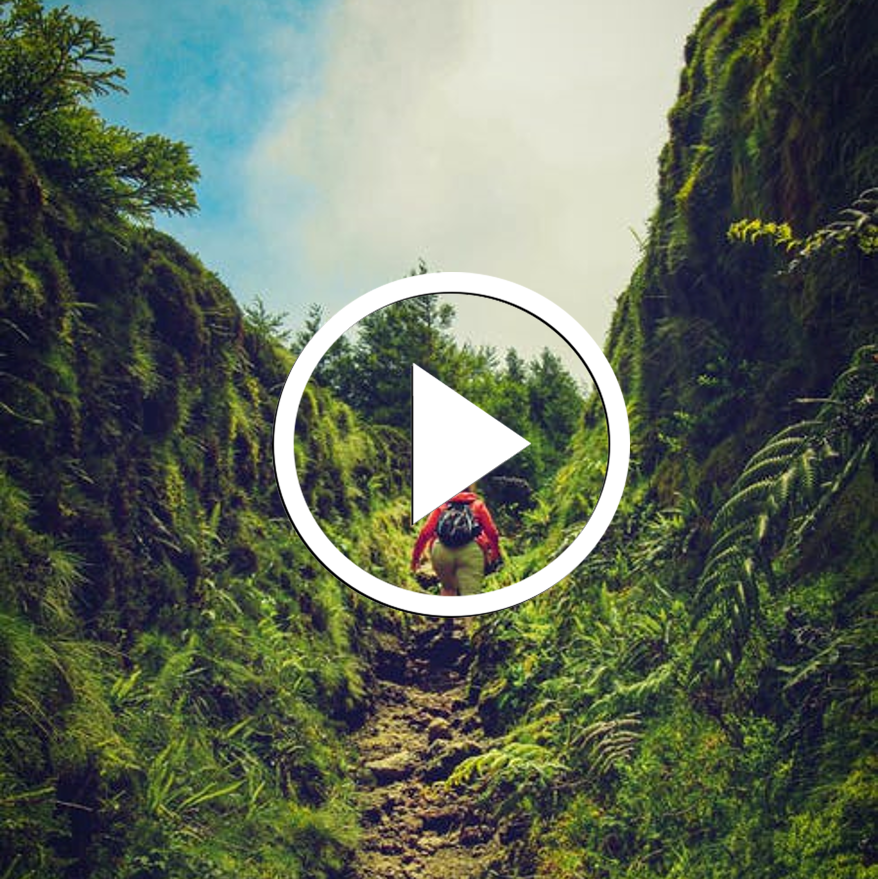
366 751 416 783
419 805 459 833
348 618 505 878
459 823 493 847
426 717 452 742
424 737 483 782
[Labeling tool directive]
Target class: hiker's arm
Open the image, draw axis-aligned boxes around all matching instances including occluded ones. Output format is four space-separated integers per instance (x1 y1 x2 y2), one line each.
411 509 440 570
474 502 500 560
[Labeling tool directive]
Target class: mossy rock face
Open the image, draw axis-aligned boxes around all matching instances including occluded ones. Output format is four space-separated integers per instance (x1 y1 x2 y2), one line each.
794 468 878 581
651 452 695 508
142 254 208 362
141 347 184 437
0 128 45 251
697 434 746 496
605 0 878 494
0 98 415 875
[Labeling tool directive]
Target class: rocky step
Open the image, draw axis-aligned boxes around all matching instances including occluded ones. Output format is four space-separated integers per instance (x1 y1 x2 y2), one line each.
348 621 505 879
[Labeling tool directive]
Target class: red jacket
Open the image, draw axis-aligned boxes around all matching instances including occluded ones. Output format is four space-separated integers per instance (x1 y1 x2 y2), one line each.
411 491 500 571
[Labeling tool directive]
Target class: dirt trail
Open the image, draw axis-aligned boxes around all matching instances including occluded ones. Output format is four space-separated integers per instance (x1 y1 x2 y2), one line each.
347 621 508 879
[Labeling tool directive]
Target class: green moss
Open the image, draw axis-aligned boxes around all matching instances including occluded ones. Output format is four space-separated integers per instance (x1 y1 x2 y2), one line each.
1 2 875 876
606 0 878 498
0 96 409 874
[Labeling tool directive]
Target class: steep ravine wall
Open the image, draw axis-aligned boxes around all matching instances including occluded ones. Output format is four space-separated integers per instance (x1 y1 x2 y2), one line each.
0 122 407 878
604 0 877 498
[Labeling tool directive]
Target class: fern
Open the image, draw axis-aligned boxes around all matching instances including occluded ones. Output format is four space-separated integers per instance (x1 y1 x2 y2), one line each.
573 713 643 779
693 346 877 683
729 187 878 266
448 740 568 817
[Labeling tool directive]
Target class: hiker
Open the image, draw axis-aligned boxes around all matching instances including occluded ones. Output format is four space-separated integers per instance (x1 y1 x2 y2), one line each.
411 484 501 596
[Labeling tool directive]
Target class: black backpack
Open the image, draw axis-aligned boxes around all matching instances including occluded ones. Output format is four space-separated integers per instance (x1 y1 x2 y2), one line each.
436 500 482 548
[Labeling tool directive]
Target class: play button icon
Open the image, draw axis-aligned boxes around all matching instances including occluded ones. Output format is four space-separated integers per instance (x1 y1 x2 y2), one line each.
273 271 629 617
412 365 529 523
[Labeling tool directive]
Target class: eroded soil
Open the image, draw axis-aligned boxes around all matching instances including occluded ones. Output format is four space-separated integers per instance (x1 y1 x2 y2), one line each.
347 621 511 879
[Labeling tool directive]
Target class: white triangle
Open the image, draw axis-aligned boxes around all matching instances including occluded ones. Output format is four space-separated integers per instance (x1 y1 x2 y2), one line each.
412 364 530 523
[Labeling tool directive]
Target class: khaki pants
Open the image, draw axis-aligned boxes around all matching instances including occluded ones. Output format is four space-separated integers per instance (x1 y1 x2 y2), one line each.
431 540 485 596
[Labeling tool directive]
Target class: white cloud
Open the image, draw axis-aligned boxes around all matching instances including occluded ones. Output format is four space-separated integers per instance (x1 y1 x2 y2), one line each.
247 0 707 361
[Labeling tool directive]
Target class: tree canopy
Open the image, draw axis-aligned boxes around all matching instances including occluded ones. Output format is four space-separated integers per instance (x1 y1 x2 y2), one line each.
0 0 199 221
295 287 586 496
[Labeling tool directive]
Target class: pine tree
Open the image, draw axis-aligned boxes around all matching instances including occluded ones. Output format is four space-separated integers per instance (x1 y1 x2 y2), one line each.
0 0 199 221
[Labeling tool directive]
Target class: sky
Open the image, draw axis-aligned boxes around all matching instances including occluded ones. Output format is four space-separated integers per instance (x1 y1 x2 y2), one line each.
61 0 708 367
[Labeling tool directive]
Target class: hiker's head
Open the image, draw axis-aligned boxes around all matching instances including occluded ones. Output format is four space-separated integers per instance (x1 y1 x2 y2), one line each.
468 482 478 493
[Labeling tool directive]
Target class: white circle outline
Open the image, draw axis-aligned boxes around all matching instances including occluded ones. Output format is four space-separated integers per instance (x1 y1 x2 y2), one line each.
273 272 629 616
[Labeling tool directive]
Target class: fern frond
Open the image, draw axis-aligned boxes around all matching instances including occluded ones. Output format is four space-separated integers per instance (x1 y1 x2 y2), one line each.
574 713 642 778
713 478 777 531
692 346 876 685
447 740 568 817
697 541 748 588
739 452 803 485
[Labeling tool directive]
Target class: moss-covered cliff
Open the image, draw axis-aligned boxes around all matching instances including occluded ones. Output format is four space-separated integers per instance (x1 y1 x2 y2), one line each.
462 2 876 876
1 1 875 877
606 0 877 498
0 118 409 877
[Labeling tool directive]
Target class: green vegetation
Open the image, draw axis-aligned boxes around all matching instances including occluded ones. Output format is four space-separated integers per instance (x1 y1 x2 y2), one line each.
452 1 878 875
307 288 587 506
0 0 198 221
0 3 396 872
0 0 875 877
0 121 386 871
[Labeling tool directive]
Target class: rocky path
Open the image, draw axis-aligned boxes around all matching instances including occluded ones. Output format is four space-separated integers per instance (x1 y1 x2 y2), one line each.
347 621 507 879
